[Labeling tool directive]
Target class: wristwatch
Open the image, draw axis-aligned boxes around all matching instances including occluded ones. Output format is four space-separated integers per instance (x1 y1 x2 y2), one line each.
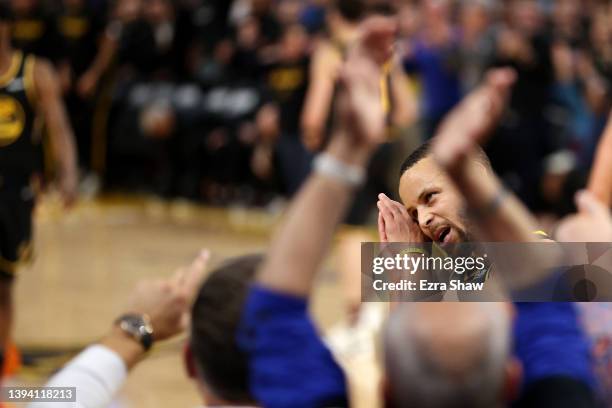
115 313 154 351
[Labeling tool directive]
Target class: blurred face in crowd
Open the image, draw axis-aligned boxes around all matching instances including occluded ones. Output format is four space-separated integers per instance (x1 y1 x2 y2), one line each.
460 2 490 37
509 0 542 35
422 0 451 25
144 0 174 25
397 2 420 38
399 156 473 244
277 0 303 26
552 0 580 29
237 17 260 49
10 0 37 15
281 25 308 61
114 0 142 22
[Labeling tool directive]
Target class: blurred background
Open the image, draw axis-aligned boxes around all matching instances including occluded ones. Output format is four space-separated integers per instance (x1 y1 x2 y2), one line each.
5 0 612 406
12 0 612 220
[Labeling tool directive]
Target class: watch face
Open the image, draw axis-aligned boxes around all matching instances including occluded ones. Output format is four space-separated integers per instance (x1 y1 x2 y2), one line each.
117 314 154 350
121 315 145 331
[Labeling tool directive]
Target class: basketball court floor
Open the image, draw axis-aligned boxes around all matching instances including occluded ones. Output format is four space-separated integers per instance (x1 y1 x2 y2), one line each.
7 195 380 407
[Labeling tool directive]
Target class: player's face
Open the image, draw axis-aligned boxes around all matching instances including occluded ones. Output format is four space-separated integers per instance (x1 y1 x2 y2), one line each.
399 156 471 244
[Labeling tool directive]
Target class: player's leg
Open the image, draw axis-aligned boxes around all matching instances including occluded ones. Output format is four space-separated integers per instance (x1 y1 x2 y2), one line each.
0 190 33 377
0 277 12 376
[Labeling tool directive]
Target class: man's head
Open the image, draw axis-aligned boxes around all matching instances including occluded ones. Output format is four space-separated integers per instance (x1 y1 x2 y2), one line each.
398 141 492 244
330 0 397 23
330 0 366 23
383 302 521 408
188 254 262 405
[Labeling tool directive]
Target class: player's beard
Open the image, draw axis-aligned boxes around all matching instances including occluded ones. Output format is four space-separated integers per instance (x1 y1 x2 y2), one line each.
456 206 473 243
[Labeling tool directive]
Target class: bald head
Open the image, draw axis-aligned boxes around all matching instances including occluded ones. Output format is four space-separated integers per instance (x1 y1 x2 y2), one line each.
383 303 512 408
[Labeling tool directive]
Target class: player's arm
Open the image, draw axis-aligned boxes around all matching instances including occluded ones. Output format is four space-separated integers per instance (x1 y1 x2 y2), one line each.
388 58 417 129
587 111 612 206
301 42 340 152
430 69 541 243
236 18 392 408
260 18 393 297
33 59 78 206
77 28 118 98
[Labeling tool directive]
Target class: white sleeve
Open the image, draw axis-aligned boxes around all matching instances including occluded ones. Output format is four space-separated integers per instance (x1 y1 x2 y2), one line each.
28 345 128 408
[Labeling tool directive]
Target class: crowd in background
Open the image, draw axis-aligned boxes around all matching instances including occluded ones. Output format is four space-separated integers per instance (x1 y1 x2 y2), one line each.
4 2 612 407
10 0 612 221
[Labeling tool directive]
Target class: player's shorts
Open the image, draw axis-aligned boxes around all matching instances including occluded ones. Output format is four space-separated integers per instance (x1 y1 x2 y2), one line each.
0 182 34 281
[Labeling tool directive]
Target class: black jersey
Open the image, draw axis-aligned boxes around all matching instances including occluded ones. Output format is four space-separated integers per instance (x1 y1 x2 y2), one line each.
0 51 40 183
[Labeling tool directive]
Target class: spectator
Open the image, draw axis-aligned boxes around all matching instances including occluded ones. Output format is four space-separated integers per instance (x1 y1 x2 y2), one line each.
401 0 462 137
256 24 311 195
30 251 268 408
57 0 106 171
457 0 497 92
384 302 519 408
10 0 66 64
302 0 416 223
487 0 556 210
235 20 597 408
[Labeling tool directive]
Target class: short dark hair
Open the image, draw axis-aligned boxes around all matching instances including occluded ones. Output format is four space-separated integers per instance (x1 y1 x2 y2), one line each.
332 0 366 22
399 141 493 177
190 254 262 403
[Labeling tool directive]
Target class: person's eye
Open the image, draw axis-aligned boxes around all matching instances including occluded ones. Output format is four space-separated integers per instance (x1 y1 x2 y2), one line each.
425 192 437 203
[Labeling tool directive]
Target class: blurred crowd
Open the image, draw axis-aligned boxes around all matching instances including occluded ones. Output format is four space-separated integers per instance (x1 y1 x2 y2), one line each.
5 3 612 407
9 0 612 220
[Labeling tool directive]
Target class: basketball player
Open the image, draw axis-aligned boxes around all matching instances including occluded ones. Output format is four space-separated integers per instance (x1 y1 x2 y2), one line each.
301 0 415 151
0 3 77 376
374 69 597 404
302 0 417 225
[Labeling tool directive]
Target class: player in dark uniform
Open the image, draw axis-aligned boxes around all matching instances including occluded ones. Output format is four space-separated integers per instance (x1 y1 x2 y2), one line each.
0 4 77 376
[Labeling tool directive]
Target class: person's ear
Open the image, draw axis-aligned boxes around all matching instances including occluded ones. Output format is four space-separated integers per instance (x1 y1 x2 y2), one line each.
501 357 523 403
184 341 197 379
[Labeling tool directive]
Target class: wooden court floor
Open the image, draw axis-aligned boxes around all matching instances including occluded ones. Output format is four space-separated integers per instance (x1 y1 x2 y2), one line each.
9 195 363 408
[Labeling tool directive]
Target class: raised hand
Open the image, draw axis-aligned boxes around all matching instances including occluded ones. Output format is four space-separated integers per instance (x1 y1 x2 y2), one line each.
432 68 516 172
125 249 210 341
555 190 612 242
334 16 397 153
377 193 428 243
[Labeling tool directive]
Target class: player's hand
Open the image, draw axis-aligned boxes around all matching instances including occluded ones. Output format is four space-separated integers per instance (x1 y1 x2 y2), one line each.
377 193 427 243
303 130 323 152
331 16 396 157
431 68 515 173
555 190 612 242
124 249 210 341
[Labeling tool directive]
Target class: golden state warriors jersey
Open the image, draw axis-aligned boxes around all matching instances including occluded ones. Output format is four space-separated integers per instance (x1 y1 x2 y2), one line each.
322 42 395 150
0 51 40 179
